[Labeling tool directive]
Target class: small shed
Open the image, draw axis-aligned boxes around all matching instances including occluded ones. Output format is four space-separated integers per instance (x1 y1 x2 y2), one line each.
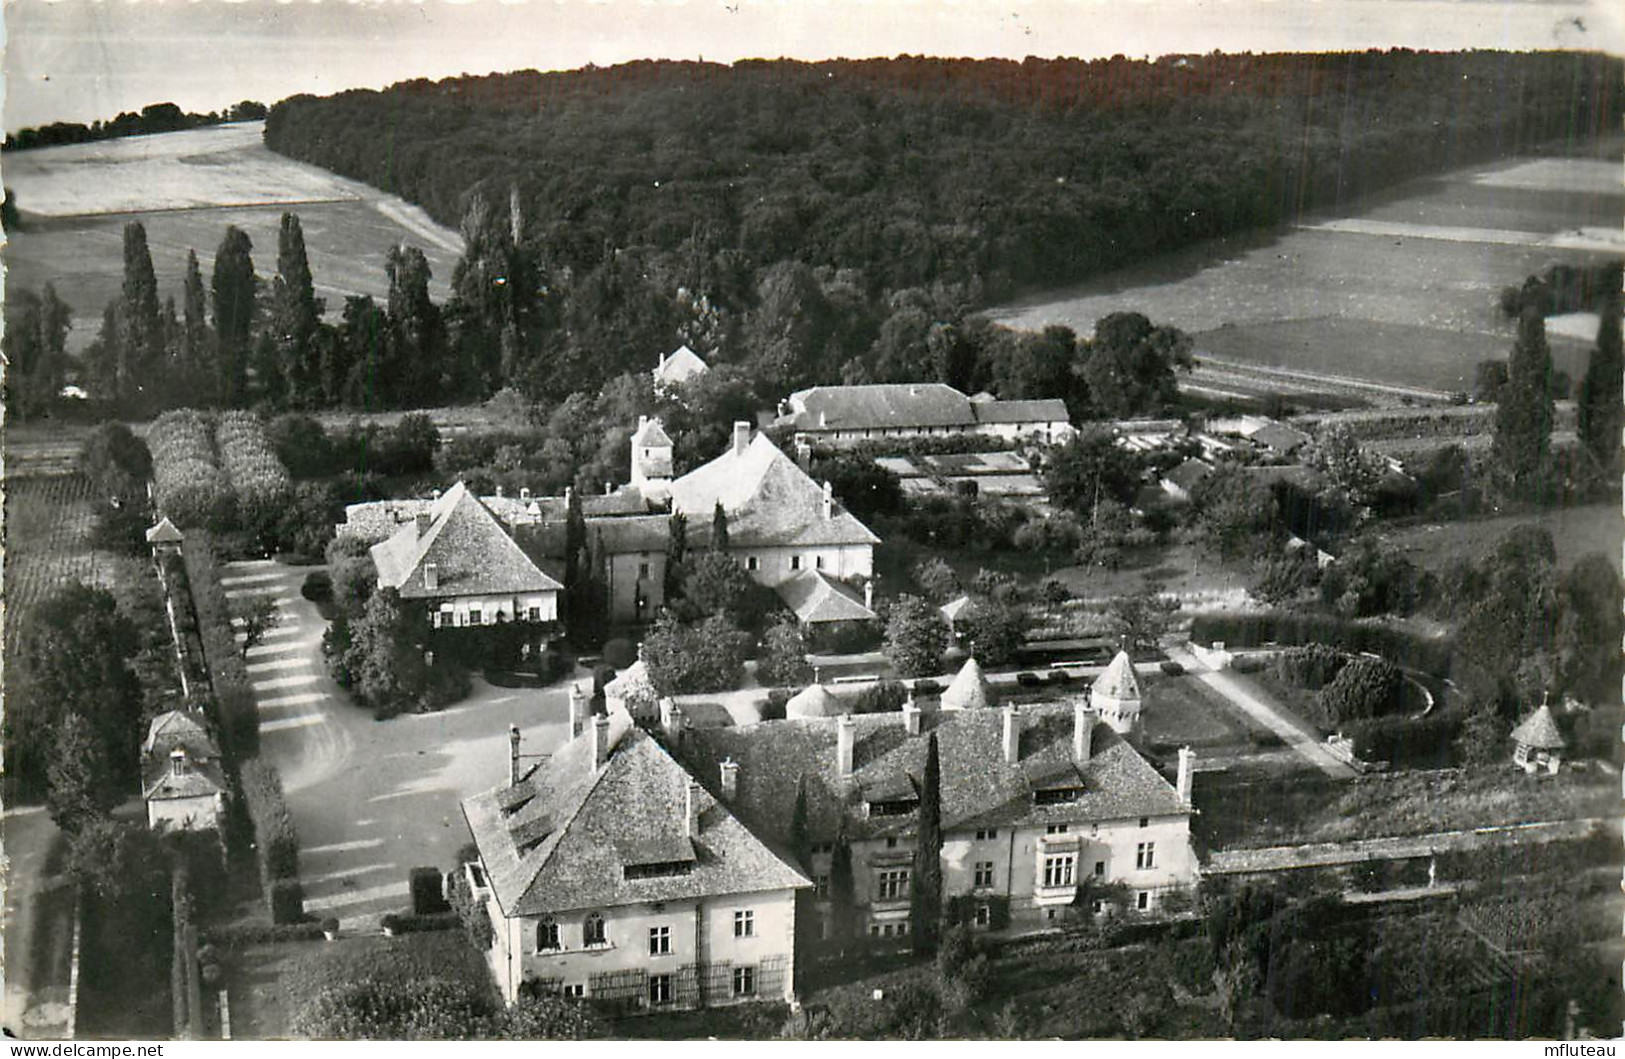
940 657 991 711
145 516 185 556
1510 703 1565 775
785 684 845 720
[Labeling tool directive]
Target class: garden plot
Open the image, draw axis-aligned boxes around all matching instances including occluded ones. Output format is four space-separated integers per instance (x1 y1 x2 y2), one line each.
2 475 121 656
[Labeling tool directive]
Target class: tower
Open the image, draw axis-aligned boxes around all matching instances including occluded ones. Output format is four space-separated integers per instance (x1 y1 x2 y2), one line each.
630 415 674 504
1090 650 1142 735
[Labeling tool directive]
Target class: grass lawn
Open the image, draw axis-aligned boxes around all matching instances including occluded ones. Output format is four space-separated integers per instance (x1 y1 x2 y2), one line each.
220 929 494 1039
1376 502 1622 574
1141 674 1268 750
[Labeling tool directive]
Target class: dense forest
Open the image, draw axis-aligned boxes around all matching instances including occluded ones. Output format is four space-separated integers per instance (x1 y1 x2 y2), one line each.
256 50 1619 404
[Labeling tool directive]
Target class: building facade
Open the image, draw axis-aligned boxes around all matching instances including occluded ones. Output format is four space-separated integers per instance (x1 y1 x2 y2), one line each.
777 384 1073 448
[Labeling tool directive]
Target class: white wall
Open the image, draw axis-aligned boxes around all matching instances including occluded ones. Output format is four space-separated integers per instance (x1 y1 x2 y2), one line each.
735 545 873 587
146 794 223 832
431 591 558 628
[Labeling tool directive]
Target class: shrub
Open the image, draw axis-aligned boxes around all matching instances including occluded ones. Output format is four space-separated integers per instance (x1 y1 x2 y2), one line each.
912 679 942 697
181 533 260 759
1231 655 1265 674
852 680 908 714
386 911 461 935
1159 660 1185 676
447 869 493 951
1315 655 1404 727
601 638 636 669
204 921 327 946
1040 578 1072 604
150 410 234 530
1273 644 1347 689
322 917 340 934
410 867 449 915
215 411 292 542
760 689 791 721
1190 612 1454 679
1016 671 1041 687
269 879 306 925
301 571 333 603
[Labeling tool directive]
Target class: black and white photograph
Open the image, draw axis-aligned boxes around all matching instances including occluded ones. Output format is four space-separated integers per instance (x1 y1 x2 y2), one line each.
1 0 1621 1044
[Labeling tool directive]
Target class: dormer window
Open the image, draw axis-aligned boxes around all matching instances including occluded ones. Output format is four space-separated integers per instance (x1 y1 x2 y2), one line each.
1034 788 1081 805
624 860 695 881
868 799 917 817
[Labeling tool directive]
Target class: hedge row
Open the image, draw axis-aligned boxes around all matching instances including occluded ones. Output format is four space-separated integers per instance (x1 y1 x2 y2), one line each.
203 921 327 947
180 534 260 760
215 411 292 533
1190 612 1454 678
241 759 301 922
151 410 234 529
380 910 461 935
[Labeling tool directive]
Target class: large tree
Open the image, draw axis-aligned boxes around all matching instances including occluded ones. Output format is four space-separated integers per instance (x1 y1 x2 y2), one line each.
1042 427 1144 523
385 244 448 404
211 225 258 406
179 249 211 388
2 284 71 417
1077 312 1189 418
1575 284 1623 478
1491 307 1556 495
117 221 166 402
883 594 948 678
911 733 943 955
270 212 323 407
46 713 117 833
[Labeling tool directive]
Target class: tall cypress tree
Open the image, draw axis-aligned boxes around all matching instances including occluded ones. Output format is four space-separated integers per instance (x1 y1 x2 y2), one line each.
911 732 943 955
1577 284 1623 477
180 250 212 399
118 221 164 401
211 226 257 406
829 822 856 959
386 244 446 405
1492 307 1555 495
664 512 688 604
711 501 730 552
789 774 817 994
271 212 322 407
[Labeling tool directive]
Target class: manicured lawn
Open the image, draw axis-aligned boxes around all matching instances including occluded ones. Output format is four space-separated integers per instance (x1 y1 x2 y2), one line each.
1140 674 1265 750
219 928 494 1040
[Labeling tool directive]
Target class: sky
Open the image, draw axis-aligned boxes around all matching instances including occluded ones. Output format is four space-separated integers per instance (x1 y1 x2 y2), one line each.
3 0 1621 133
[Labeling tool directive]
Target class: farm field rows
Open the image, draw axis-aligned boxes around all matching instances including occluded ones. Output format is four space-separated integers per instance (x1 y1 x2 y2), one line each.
991 149 1623 399
3 123 462 353
2 475 122 656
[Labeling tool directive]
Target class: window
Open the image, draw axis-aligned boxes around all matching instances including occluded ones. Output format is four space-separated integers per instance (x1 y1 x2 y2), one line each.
810 842 833 855
1094 860 1106 878
790 555 802 571
468 607 483 626
734 909 754 937
869 924 881 937
886 837 899 848
870 800 915 817
897 921 910 936
648 974 673 1006
584 912 606 946
1035 788 1081 805
974 862 995 888
974 904 992 927
815 555 825 570
1043 854 1075 888
1046 824 1069 835
1136 842 1156 870
747 556 760 572
1137 891 1150 911
563 983 585 999
648 926 670 956
1139 816 1149 828
876 869 910 900
1046 908 1058 921
1091 900 1104 915
732 966 756 997
638 562 651 580
528 606 541 622
537 918 561 951
975 829 998 841
814 874 830 898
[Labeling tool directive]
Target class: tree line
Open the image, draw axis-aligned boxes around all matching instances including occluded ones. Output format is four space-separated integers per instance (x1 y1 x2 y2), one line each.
4 99 268 152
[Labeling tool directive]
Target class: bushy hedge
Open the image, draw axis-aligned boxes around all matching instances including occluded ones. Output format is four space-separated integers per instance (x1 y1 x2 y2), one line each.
216 411 292 533
1345 709 1462 769
150 410 234 529
1273 644 1348 690
1315 655 1404 726
409 867 449 915
1190 612 1453 678
270 879 306 926
241 759 301 917
204 921 327 947
181 534 260 759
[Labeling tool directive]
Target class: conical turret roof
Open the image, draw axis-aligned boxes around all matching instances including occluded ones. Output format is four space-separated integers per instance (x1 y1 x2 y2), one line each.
1510 704 1564 749
785 684 845 719
940 657 991 711
1093 650 1141 702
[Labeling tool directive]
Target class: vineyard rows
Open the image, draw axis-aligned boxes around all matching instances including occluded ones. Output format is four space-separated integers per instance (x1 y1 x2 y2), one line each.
3 474 121 656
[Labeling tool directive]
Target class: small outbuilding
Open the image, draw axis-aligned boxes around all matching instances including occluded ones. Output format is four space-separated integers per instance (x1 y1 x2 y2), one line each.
145 516 185 556
940 657 991 711
1510 702 1565 775
785 683 846 720
1091 651 1143 735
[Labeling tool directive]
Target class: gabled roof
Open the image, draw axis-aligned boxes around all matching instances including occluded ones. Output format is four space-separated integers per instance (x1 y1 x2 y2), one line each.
787 384 976 432
1093 651 1141 701
603 661 658 713
776 569 875 625
370 482 563 600
941 657 991 710
971 399 1070 425
142 710 219 759
463 720 809 917
785 684 846 719
678 703 1187 844
1162 458 1213 493
142 753 228 802
940 595 975 623
1251 422 1312 453
145 517 184 544
1511 704 1565 749
654 345 710 385
632 416 673 448
672 433 879 549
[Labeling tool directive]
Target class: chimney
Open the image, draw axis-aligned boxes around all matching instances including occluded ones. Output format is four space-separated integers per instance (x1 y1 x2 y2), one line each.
495 484 504 499
1002 706 1020 764
520 486 531 502
170 747 187 776
902 698 922 737
1073 701 1094 763
864 580 874 611
604 482 612 495
660 699 685 744
822 481 833 520
565 485 575 508
508 725 522 786
431 489 442 502
416 512 432 538
719 758 739 800
423 562 439 592
686 780 702 837
836 715 855 778
569 682 589 738
1177 746 1195 805
732 420 751 457
794 441 812 471
639 414 649 433
591 714 611 770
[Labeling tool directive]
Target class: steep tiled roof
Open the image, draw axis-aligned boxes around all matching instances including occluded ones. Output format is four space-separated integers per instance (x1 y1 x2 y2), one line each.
776 570 875 625
603 661 658 714
142 710 219 758
371 482 563 600
1252 422 1311 453
463 720 809 916
1093 651 1141 701
654 345 710 385
971 399 1070 425
632 416 673 448
787 384 976 432
941 657 991 710
672 433 879 549
785 684 846 719
145 517 184 544
678 702 1186 844
1511 705 1565 749
142 753 227 801
141 711 226 801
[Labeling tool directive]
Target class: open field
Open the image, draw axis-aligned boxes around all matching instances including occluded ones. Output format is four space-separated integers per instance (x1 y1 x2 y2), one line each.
1375 502 1622 574
2 475 122 657
992 150 1623 400
3 123 462 353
